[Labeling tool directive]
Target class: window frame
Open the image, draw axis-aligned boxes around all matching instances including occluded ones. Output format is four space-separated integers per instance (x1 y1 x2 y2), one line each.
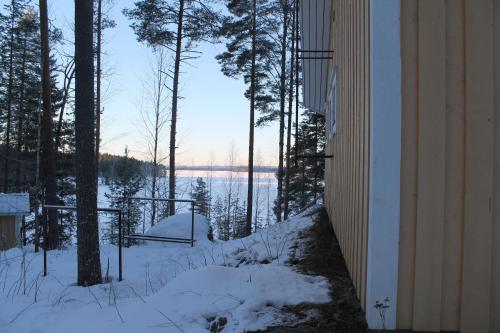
326 67 338 139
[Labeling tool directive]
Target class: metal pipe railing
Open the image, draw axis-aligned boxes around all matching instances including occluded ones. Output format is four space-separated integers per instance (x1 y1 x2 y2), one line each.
126 197 195 247
41 204 123 281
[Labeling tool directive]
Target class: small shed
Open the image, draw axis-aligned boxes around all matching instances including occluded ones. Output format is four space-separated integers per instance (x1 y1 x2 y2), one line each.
0 193 30 250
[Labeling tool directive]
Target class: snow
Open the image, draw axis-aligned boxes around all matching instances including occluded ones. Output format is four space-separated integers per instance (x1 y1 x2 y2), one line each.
0 206 329 333
0 193 30 215
146 213 210 243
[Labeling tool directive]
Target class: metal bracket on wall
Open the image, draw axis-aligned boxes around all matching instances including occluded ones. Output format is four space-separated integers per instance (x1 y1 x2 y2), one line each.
297 49 334 60
296 154 333 159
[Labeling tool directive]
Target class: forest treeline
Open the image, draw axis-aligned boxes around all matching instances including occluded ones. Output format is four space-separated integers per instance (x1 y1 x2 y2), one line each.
0 0 325 286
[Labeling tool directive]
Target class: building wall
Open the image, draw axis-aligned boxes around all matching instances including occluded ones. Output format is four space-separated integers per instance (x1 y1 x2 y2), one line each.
324 0 371 311
0 216 17 250
398 1 500 332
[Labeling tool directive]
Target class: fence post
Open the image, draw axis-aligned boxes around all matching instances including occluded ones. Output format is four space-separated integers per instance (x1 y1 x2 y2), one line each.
118 210 122 281
191 202 195 247
126 198 131 248
43 205 47 277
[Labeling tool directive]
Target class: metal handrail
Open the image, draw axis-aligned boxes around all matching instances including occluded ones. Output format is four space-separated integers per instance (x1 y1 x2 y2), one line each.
126 197 195 247
41 204 123 281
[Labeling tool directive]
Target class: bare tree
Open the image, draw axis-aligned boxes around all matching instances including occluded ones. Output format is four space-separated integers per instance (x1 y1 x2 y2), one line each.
140 50 169 226
55 58 75 151
75 0 102 286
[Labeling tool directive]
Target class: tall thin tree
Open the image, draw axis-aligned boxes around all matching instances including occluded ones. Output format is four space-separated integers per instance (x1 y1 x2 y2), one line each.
95 0 102 182
167 0 185 216
244 0 257 236
75 0 102 286
284 0 295 220
275 0 289 223
39 0 59 249
3 0 17 192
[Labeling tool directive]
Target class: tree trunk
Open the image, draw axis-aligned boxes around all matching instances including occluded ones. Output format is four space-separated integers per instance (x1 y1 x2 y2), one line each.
16 31 28 191
3 2 15 193
75 0 102 286
95 0 102 184
151 66 162 226
245 0 257 237
34 95 42 253
284 0 295 220
168 0 185 216
276 0 289 223
39 0 59 249
294 0 299 167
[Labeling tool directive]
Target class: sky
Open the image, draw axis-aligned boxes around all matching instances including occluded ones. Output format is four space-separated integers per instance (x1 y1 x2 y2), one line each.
40 0 281 167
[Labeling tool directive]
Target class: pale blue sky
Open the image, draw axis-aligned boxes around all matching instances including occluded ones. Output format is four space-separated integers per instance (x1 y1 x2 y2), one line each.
39 0 281 166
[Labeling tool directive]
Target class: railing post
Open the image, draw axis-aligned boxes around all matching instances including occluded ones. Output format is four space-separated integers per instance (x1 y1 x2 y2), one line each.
118 210 122 281
43 205 47 277
126 198 131 248
191 201 195 247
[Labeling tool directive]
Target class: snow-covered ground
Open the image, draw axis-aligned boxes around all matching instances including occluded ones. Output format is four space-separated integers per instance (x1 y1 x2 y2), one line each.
0 207 330 333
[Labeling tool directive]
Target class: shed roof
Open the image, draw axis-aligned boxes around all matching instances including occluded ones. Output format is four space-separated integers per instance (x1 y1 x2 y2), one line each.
298 0 332 114
0 193 30 215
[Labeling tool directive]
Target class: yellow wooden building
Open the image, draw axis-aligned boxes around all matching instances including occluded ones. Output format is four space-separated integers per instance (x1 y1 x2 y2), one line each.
299 0 499 332
0 193 30 250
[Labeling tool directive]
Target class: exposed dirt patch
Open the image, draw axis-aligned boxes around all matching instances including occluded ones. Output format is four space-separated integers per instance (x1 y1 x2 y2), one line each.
250 208 368 333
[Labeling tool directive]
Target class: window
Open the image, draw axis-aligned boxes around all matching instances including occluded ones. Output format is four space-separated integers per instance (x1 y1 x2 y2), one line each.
327 67 337 138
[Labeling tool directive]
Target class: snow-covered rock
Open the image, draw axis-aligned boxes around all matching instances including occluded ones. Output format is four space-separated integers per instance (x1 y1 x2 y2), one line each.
146 213 210 242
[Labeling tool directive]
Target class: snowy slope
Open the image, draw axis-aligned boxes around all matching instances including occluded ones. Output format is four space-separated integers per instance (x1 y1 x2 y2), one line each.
0 206 329 333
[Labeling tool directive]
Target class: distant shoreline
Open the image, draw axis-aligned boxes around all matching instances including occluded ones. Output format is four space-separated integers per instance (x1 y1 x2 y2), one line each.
176 165 278 173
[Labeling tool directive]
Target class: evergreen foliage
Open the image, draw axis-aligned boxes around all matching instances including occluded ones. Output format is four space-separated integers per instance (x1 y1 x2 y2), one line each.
284 109 326 214
104 148 144 244
216 0 278 125
190 177 210 217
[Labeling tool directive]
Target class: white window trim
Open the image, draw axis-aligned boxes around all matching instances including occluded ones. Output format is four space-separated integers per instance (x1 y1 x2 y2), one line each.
326 67 338 139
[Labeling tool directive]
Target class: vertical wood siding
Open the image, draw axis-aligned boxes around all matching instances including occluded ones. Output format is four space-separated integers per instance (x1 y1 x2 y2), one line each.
399 1 500 331
0 216 17 250
324 0 370 309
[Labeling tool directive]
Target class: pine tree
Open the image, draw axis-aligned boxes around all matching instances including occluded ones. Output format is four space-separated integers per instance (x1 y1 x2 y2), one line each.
191 177 210 217
217 0 278 235
0 0 29 192
75 0 101 286
287 109 326 213
275 0 291 224
212 195 229 241
39 0 59 249
124 0 221 216
105 148 144 244
283 0 296 220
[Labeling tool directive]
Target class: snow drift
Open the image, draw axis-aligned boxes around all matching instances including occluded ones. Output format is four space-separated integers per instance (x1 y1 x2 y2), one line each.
146 213 211 242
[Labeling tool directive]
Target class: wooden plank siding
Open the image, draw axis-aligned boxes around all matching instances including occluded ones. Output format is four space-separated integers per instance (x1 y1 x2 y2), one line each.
323 0 370 310
0 216 17 250
398 0 500 331
492 2 500 332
